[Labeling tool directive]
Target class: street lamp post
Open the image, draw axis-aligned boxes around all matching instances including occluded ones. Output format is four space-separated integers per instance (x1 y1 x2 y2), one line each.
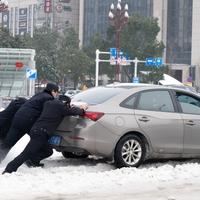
0 0 8 12
108 0 129 82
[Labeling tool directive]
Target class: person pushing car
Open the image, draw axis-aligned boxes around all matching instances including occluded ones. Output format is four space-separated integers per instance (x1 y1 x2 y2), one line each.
2 95 88 174
0 83 59 163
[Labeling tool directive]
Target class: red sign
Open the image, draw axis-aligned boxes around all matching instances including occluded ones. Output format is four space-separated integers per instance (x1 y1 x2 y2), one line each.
15 61 24 70
44 0 52 13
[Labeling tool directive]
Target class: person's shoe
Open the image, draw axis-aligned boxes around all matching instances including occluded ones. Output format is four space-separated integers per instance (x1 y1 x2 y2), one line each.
2 169 12 175
25 159 44 168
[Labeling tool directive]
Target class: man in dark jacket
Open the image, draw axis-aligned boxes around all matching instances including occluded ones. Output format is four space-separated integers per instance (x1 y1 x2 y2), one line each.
0 97 27 141
0 83 59 162
2 95 87 174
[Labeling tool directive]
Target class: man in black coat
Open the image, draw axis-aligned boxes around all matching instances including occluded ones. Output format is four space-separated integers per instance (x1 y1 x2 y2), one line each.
0 97 27 141
0 83 59 162
2 95 87 174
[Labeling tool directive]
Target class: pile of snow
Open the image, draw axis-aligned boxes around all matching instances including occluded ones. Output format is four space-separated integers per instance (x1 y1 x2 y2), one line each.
158 74 184 86
1 136 200 200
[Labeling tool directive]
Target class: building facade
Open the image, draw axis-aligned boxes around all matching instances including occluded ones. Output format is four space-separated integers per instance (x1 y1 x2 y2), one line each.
154 0 200 87
81 0 199 86
0 0 79 37
1 0 200 87
0 0 37 37
81 0 153 47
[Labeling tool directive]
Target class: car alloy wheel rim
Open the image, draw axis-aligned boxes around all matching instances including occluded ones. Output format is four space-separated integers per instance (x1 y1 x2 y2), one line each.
121 139 142 165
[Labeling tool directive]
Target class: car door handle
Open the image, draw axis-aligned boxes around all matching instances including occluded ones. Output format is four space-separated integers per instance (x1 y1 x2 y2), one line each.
186 120 195 126
138 116 150 122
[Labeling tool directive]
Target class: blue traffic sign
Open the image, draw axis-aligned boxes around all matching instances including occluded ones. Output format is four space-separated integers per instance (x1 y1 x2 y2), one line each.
110 48 117 58
145 57 155 66
146 57 163 66
133 77 139 83
109 49 131 66
110 48 117 65
26 69 37 80
155 57 163 66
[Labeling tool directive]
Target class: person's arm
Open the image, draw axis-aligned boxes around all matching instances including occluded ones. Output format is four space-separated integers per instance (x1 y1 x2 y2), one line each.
63 104 87 116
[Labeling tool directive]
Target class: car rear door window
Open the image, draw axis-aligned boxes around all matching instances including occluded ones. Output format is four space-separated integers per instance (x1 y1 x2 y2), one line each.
176 92 200 114
120 95 137 109
137 90 174 112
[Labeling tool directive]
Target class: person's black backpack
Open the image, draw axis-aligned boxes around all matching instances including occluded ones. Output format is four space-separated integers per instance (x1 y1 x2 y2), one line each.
0 97 27 139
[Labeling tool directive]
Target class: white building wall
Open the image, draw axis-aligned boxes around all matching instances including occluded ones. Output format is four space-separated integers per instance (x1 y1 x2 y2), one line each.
79 0 84 48
8 0 37 7
152 0 168 62
3 0 37 37
51 0 79 33
169 64 190 84
2 0 79 37
191 0 200 87
191 0 200 65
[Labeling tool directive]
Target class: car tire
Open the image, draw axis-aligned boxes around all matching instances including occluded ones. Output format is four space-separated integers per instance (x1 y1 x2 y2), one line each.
114 134 146 168
62 151 88 159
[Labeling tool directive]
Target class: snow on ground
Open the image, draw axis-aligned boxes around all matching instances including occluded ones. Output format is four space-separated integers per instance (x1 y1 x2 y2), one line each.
1 135 200 200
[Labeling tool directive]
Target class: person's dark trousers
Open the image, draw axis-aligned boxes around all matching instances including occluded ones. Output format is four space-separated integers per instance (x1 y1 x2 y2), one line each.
0 124 10 140
3 115 35 148
3 128 53 173
29 144 53 164
0 116 35 162
0 125 26 163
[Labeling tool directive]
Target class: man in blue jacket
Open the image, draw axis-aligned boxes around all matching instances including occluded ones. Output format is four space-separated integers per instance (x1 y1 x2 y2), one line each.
0 83 59 163
2 95 87 174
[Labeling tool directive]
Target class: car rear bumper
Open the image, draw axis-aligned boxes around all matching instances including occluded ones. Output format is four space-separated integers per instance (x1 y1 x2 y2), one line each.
52 119 117 159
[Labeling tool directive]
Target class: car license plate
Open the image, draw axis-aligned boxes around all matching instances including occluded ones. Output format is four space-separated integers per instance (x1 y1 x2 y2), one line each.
48 136 61 146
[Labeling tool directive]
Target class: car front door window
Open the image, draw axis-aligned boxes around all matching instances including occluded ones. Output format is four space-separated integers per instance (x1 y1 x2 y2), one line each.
176 93 200 114
137 90 174 112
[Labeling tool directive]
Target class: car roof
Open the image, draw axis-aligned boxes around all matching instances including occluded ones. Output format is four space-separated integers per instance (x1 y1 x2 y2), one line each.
106 83 154 88
105 84 199 98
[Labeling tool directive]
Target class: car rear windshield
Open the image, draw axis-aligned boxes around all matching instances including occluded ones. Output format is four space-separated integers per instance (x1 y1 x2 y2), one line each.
72 87 126 105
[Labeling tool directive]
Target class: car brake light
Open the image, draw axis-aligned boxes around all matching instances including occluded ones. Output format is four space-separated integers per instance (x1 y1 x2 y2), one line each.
84 111 104 121
69 136 85 140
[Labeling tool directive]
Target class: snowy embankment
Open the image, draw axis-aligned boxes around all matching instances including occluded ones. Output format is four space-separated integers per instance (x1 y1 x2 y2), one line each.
1 135 200 200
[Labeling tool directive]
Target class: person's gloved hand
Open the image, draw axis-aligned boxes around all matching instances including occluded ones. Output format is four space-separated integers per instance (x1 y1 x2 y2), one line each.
71 102 88 111
79 104 88 111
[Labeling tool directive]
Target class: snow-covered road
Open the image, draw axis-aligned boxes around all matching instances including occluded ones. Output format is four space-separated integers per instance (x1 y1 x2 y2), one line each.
1 135 200 200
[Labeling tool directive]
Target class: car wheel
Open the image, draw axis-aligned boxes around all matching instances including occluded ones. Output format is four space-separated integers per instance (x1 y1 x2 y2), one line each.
62 151 88 159
114 134 145 168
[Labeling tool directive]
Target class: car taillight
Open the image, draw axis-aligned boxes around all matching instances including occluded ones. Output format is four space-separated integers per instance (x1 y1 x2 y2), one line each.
84 111 104 121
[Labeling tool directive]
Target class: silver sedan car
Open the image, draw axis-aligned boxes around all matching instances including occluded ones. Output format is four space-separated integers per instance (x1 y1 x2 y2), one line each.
49 84 200 168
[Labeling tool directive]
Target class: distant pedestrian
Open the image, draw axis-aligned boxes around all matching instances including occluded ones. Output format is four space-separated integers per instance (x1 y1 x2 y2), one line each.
0 83 59 162
2 95 87 174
